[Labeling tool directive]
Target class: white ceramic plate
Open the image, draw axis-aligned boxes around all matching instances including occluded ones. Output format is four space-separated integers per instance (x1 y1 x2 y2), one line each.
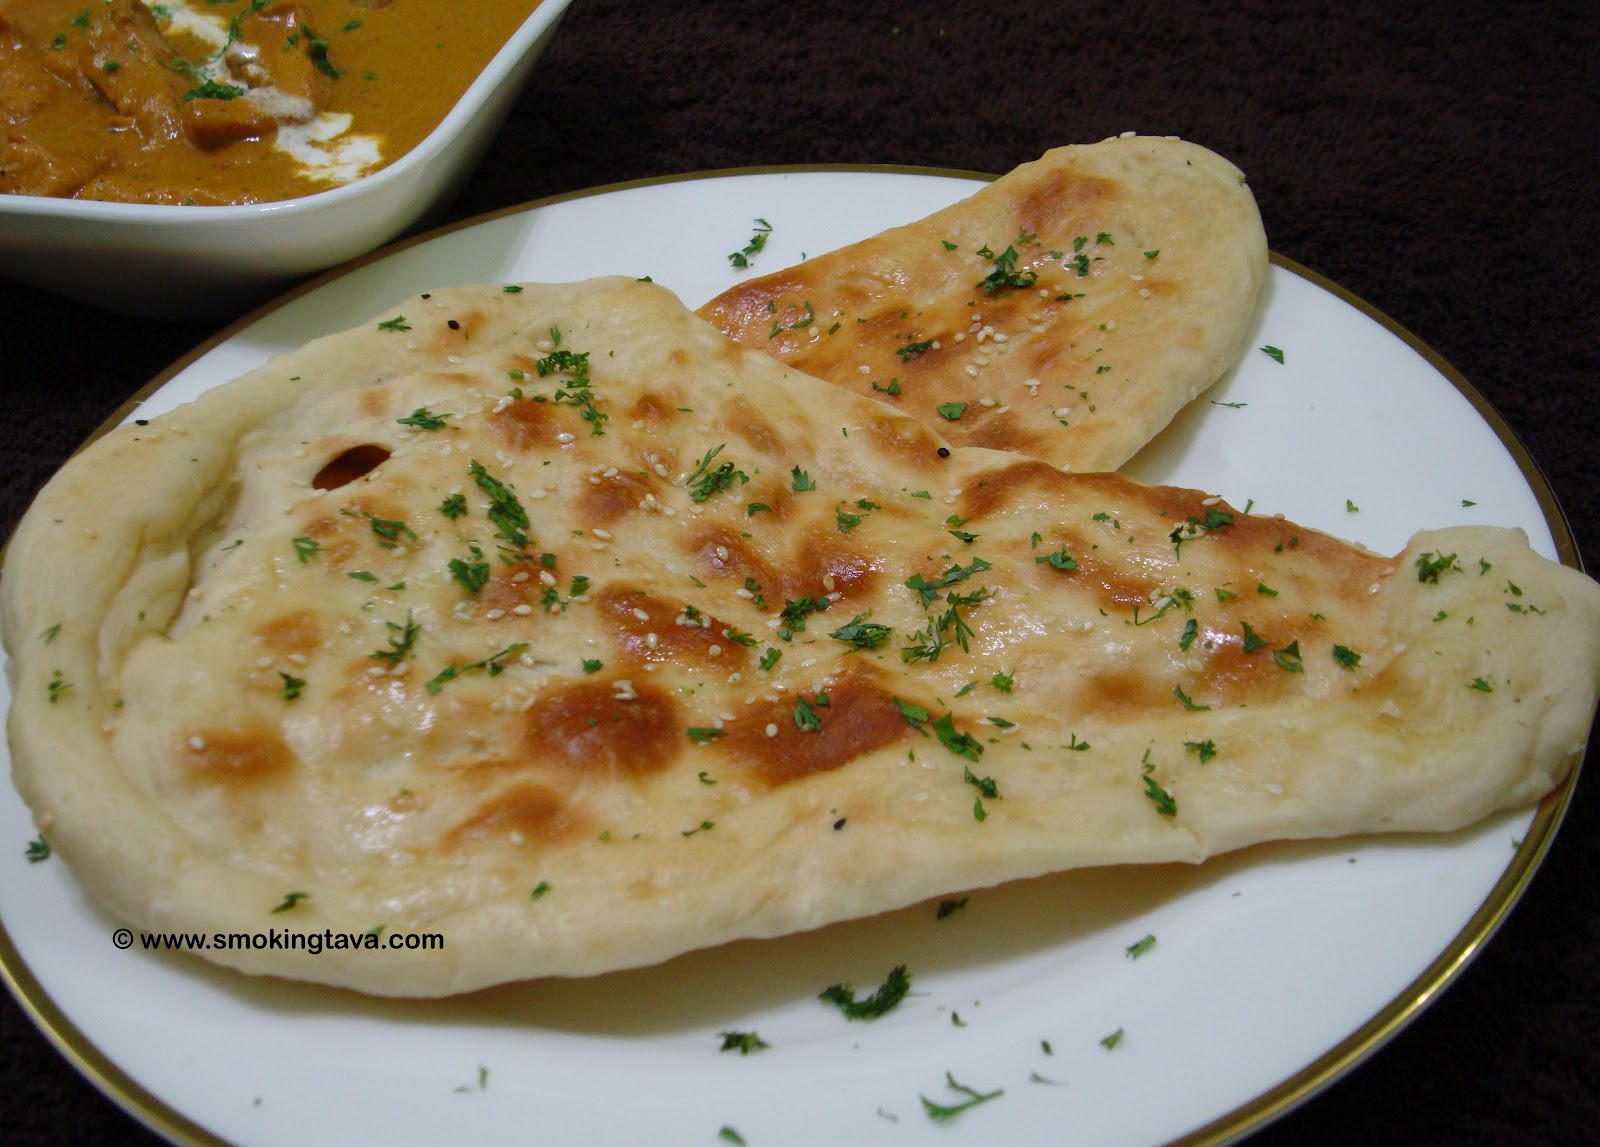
0 170 1579 1147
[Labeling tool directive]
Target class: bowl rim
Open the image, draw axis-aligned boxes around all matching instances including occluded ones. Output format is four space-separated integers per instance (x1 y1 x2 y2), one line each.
0 0 574 226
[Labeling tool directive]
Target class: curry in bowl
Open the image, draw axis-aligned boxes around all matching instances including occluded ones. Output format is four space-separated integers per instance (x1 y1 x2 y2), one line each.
1 0 541 205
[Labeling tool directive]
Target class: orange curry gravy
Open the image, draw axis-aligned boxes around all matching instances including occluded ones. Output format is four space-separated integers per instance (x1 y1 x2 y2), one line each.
0 0 539 204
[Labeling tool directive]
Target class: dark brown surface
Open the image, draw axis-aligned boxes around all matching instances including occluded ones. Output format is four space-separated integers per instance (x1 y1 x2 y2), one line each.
2 2 1596 1143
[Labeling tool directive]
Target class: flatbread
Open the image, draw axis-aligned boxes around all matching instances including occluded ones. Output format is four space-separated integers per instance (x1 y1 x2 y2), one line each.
697 135 1269 473
4 278 1596 996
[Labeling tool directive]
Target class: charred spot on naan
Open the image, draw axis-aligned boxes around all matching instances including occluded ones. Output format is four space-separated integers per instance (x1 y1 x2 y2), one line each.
488 396 562 452
521 677 682 780
253 608 324 657
442 781 585 852
720 670 914 787
577 467 662 527
776 524 883 602
594 584 752 670
178 725 295 786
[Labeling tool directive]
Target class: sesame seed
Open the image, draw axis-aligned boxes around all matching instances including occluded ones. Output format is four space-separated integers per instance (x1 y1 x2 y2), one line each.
528 489 547 499
822 574 836 592
766 723 779 738
485 609 506 620
592 528 613 540
991 332 1008 343
645 633 659 649
555 432 576 444
632 608 650 622
1104 320 1117 330
512 570 531 583
1139 288 1151 298
188 735 206 751
858 364 872 374
539 570 557 586
953 331 966 342
708 644 722 656
964 365 978 378
512 604 533 616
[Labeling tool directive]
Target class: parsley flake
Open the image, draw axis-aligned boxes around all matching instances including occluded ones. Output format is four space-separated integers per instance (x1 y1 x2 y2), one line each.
819 964 911 1020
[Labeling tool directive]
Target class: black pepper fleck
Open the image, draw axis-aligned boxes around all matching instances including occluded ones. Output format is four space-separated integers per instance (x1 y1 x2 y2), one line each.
937 447 951 458
447 319 460 330
833 818 847 830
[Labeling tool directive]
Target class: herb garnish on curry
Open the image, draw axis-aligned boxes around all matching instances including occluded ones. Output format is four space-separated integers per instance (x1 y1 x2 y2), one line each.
0 0 539 204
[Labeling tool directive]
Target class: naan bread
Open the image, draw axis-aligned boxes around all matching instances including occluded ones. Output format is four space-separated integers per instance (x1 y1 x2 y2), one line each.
697 135 1268 472
4 278 1596 996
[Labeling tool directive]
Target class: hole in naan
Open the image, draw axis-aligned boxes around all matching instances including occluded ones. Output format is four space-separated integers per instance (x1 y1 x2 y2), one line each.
312 444 391 490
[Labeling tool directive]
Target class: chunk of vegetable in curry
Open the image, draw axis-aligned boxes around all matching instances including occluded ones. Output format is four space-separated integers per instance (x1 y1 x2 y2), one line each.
0 0 539 204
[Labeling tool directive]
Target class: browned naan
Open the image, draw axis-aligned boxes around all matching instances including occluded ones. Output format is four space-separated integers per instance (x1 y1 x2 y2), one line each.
698 135 1268 472
3 278 1594 996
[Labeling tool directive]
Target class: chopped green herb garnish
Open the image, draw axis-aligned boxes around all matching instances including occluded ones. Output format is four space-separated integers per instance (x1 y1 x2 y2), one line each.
718 1030 769 1055
291 536 320 563
397 407 450 431
438 493 467 519
270 891 310 914
376 315 410 332
1332 644 1362 669
830 612 893 650
369 612 420 669
279 673 306 701
819 964 911 1020
448 544 491 593
920 1072 1004 1122
974 241 1039 296
1415 551 1461 583
1260 345 1285 364
468 460 531 549
728 218 772 269
1125 933 1157 959
25 835 50 863
932 712 983 761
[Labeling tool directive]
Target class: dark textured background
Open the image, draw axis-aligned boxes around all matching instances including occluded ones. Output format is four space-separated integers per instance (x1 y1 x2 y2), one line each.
2 1 1596 1143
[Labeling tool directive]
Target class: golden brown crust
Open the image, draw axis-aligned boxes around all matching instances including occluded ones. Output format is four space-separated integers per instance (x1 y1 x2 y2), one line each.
3 278 1595 996
697 135 1269 473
